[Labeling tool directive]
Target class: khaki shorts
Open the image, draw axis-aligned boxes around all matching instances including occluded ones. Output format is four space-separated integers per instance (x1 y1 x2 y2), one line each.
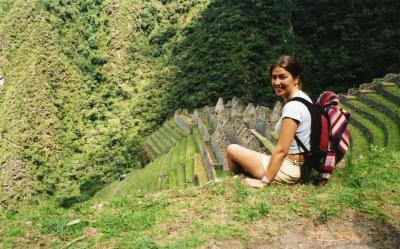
262 155 302 184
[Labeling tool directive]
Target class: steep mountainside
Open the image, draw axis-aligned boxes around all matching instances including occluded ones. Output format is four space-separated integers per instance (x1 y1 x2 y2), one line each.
0 0 399 208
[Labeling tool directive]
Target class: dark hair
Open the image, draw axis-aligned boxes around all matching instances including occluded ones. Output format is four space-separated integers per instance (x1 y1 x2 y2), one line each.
269 55 303 88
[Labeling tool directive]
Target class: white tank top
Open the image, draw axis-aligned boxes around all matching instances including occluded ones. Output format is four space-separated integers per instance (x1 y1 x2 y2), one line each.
274 90 312 153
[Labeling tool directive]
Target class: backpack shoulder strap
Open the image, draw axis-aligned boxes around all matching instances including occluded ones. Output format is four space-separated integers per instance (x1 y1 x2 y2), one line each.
294 135 308 152
288 97 314 153
289 97 314 108
288 96 323 154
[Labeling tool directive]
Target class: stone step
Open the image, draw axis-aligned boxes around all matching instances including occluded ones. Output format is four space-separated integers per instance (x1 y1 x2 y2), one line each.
163 123 182 142
158 150 173 191
381 81 397 86
340 94 357 100
341 103 384 146
196 115 211 142
168 146 179 188
373 85 400 108
156 128 174 149
342 100 389 147
204 142 221 167
174 113 193 134
144 142 158 160
177 138 187 186
192 127 217 181
359 89 376 93
165 121 186 138
152 132 170 153
160 126 177 145
384 86 400 98
184 135 196 184
250 129 275 154
194 153 208 185
147 136 163 156
359 93 400 125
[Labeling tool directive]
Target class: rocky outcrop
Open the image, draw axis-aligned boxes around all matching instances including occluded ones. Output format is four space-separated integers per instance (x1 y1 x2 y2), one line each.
192 97 281 170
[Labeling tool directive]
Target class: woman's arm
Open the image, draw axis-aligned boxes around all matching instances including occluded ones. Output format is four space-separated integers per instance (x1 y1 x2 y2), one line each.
264 117 298 181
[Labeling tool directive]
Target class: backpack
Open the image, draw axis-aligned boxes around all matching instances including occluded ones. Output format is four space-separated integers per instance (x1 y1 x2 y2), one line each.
289 91 351 185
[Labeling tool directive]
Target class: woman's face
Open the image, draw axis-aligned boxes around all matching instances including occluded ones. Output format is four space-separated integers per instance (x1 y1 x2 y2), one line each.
271 66 299 100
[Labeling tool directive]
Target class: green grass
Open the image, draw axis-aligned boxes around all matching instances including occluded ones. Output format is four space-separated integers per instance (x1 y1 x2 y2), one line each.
161 126 178 145
147 136 163 155
156 129 173 149
192 127 203 152
97 134 199 198
348 99 400 149
152 133 170 153
177 138 187 186
1 147 398 248
348 124 370 154
215 168 232 178
178 114 193 124
166 120 187 138
159 150 173 191
194 153 208 184
185 135 196 184
385 86 400 98
168 146 179 188
341 103 385 147
364 93 400 117
94 151 172 199
163 120 182 139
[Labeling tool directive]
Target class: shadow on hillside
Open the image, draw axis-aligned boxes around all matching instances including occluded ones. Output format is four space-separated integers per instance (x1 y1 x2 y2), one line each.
59 176 104 208
153 0 400 118
156 0 287 116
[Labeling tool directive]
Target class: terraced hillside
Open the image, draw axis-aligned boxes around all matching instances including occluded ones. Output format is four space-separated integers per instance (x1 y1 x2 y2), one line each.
342 73 400 152
97 73 400 199
96 119 209 199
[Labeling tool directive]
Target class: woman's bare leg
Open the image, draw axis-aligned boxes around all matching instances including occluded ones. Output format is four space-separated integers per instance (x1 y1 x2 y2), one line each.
226 144 266 179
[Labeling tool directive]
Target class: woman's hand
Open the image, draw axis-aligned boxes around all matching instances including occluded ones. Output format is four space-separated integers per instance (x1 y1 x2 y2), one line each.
265 117 298 180
242 177 267 188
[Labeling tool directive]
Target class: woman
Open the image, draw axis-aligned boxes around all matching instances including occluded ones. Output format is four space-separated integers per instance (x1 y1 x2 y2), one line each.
226 55 312 187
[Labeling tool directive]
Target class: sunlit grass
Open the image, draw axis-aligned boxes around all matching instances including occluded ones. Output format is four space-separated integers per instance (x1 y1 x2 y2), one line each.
2 147 398 248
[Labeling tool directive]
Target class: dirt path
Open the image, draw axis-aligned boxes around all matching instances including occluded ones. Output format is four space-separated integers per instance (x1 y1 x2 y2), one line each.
206 215 400 249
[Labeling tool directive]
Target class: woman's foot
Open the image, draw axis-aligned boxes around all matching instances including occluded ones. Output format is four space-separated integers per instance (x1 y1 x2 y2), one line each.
242 177 267 188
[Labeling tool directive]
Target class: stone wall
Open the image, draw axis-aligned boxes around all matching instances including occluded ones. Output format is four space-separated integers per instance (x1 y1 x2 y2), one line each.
373 85 400 106
190 96 282 170
174 109 193 134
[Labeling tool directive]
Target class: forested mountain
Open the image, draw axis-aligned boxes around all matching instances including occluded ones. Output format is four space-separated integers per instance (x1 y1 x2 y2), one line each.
0 0 399 208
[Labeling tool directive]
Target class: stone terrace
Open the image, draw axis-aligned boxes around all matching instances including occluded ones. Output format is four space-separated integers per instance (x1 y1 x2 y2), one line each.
97 73 400 197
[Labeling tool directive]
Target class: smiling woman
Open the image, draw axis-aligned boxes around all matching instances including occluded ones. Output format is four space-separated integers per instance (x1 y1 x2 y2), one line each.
226 55 312 187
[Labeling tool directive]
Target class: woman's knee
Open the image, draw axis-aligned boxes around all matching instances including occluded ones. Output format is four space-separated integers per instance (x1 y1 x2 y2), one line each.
227 144 241 155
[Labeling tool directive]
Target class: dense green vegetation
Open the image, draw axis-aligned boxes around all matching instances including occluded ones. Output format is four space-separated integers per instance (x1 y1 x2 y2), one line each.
0 147 398 248
0 0 399 208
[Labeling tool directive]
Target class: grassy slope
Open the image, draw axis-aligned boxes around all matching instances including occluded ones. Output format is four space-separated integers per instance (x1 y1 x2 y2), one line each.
348 99 400 150
0 147 398 248
341 103 386 147
386 86 400 97
348 124 369 155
